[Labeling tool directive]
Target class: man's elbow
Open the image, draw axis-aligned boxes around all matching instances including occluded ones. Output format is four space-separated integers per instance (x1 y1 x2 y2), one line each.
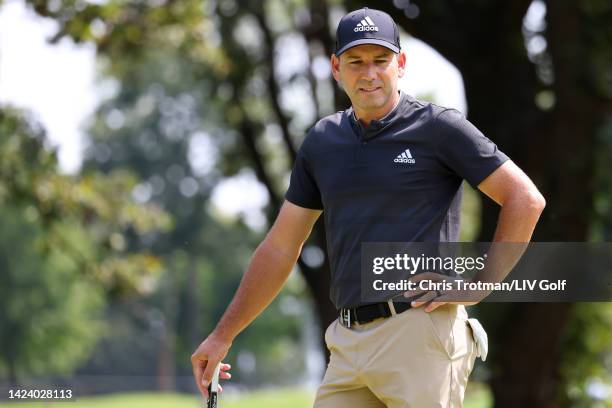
259 235 301 262
523 189 546 214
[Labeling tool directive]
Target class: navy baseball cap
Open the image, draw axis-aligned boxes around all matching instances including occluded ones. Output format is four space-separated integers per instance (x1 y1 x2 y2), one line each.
335 7 401 56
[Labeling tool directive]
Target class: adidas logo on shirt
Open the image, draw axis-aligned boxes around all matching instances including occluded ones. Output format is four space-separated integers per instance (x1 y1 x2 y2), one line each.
354 16 379 32
394 149 415 164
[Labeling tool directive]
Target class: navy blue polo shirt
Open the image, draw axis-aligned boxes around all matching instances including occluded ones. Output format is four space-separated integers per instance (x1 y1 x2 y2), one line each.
285 91 509 309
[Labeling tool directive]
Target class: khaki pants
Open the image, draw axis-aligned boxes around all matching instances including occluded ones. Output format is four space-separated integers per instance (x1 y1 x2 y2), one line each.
314 304 479 408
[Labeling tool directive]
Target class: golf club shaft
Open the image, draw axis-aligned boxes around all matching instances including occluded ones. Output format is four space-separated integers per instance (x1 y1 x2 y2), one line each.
206 362 221 408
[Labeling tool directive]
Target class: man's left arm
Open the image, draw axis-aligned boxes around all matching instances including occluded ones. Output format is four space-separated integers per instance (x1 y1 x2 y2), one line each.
412 160 546 311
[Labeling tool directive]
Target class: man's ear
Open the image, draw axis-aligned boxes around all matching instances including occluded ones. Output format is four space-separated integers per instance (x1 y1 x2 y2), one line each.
397 51 406 78
331 53 341 82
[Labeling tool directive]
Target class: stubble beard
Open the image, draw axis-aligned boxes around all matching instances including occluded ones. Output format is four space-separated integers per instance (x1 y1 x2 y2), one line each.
352 86 390 111
338 79 391 112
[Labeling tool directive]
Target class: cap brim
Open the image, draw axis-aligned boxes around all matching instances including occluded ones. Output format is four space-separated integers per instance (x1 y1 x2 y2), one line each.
336 39 400 56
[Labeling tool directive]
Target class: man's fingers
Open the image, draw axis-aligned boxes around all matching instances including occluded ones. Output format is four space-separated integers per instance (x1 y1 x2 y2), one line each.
202 358 220 388
412 290 447 312
191 357 208 398
190 336 232 401
402 287 428 299
410 290 439 307
403 273 447 299
424 301 445 312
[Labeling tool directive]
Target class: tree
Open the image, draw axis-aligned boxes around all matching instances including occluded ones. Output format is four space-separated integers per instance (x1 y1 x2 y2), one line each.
0 204 104 384
75 4 309 387
0 107 170 382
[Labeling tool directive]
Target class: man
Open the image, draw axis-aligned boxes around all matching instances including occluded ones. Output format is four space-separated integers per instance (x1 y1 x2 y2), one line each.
191 7 546 407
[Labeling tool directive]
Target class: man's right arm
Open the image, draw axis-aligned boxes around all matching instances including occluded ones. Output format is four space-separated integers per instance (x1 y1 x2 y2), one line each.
190 200 322 398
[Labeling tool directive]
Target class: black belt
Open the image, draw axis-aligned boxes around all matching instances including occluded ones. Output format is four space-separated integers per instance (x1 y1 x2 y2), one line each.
339 300 413 328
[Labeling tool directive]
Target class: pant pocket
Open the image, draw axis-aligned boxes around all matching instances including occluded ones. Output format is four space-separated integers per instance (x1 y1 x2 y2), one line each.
425 306 454 359
426 306 476 361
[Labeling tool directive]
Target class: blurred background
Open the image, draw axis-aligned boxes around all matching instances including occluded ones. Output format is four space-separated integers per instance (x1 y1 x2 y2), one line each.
0 0 611 407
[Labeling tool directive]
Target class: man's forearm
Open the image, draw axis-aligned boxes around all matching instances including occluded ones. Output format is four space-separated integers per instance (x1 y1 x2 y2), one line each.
211 239 300 343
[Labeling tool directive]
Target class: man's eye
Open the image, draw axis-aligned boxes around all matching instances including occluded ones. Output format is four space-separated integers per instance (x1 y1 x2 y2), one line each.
375 60 388 64
350 61 361 65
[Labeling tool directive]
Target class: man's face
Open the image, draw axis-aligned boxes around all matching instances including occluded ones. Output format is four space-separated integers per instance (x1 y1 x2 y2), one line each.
331 44 406 113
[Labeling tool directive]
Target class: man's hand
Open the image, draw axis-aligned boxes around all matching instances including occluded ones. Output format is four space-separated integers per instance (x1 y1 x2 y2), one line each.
403 272 487 313
191 333 233 398
188 202 321 399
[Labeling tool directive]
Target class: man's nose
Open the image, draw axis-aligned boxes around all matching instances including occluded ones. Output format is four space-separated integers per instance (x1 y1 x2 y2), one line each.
361 63 377 81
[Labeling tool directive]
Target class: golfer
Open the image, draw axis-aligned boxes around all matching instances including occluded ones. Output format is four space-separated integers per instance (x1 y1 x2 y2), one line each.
191 7 545 407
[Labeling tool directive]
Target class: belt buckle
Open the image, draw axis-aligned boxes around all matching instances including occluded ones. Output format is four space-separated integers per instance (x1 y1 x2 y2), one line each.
341 308 351 328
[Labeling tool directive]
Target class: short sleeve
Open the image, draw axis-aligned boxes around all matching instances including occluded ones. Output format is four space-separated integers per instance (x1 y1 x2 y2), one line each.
435 109 509 188
285 147 323 210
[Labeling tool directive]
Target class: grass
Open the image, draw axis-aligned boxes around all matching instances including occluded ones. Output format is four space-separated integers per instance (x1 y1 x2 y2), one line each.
0 384 491 407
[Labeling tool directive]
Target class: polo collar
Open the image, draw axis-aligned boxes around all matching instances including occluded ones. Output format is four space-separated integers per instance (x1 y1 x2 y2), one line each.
347 91 406 139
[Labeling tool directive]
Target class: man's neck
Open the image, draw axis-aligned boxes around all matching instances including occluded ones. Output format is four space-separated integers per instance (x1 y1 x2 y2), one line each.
354 90 401 127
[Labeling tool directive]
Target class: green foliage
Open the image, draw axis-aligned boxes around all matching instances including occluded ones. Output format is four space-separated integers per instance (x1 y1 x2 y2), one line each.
0 107 171 295
53 0 309 386
0 204 104 380
27 0 228 77
592 118 612 240
0 108 55 204
559 303 612 406
0 107 172 380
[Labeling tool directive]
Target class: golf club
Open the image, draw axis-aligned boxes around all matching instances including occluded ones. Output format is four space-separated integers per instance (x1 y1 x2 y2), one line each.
206 362 221 408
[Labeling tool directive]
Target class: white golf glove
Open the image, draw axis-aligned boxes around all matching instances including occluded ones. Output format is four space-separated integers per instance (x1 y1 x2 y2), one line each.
467 318 488 362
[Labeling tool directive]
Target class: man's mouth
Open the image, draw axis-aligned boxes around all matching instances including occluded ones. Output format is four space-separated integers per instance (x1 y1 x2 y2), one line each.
359 87 381 93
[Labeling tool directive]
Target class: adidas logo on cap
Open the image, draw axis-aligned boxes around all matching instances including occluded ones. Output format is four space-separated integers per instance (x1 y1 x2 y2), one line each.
394 148 415 164
354 16 379 32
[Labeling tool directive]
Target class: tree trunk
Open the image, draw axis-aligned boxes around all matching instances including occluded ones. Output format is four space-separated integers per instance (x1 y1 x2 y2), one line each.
489 302 573 408
299 219 338 362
